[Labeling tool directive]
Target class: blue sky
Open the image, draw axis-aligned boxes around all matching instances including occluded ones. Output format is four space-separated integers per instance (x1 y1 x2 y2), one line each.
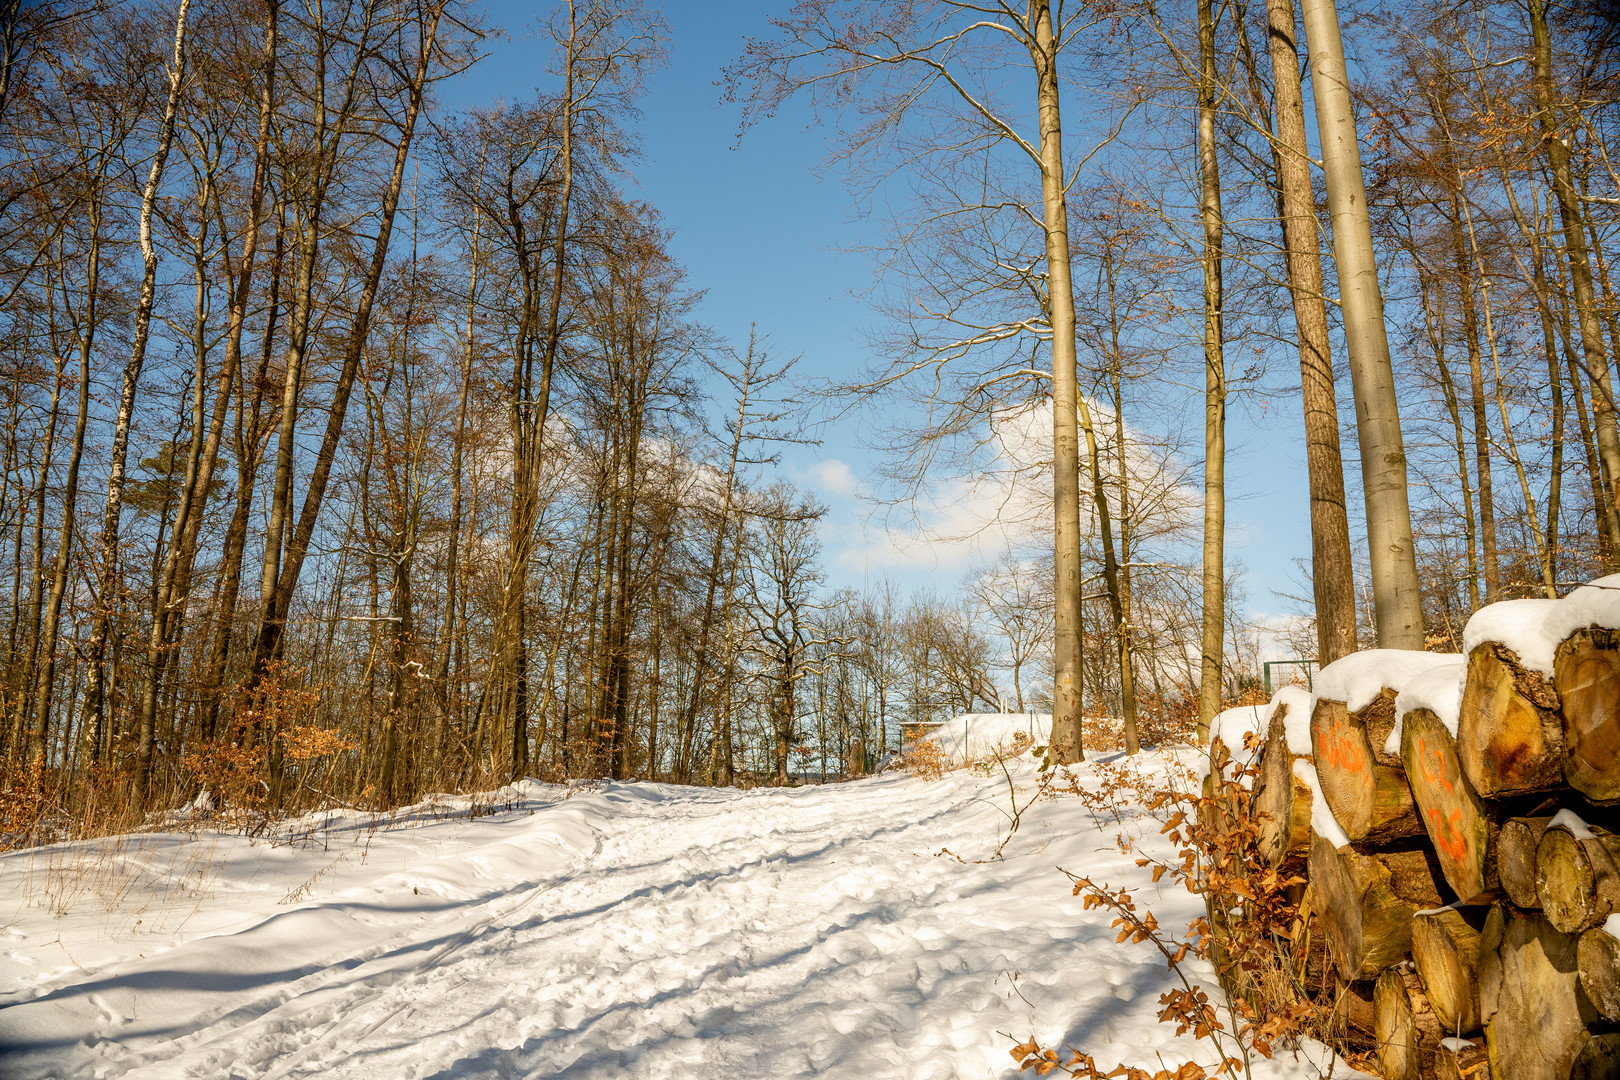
441 0 1327 640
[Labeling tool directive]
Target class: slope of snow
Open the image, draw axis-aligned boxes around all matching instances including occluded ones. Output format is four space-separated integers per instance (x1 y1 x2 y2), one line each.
921 712 1051 766
0 761 1367 1080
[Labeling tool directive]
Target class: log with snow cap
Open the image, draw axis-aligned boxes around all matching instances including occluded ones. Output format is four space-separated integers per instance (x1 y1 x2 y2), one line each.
1308 649 1456 847
1536 808 1620 934
1251 684 1317 871
1549 576 1620 802
1394 658 1499 902
1454 580 1620 799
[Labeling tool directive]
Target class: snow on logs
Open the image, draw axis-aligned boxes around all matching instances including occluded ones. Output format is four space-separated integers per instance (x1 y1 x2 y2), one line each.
1253 686 1315 871
1234 575 1620 1079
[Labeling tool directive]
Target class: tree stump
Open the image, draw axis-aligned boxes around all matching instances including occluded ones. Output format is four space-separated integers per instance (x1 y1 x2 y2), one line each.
1412 906 1485 1035
1578 926 1620 1022
1498 816 1555 910
1401 708 1497 902
1458 642 1565 798
1480 904 1596 1080
1560 628 1620 805
1375 967 1440 1080
1537 819 1620 933
1309 829 1442 981
1254 707 1312 871
1310 696 1423 847
1433 1038 1489 1080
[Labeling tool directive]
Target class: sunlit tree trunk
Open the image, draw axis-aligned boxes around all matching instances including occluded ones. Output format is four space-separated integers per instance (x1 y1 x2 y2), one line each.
1299 0 1424 647
1260 0 1357 663
1031 0 1084 763
1196 0 1226 741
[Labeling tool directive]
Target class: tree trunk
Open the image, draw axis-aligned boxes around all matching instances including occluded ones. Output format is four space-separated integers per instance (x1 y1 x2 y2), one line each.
1030 0 1083 765
1261 0 1357 663
1527 0 1620 564
249 2 445 691
1195 0 1225 742
1298 0 1424 647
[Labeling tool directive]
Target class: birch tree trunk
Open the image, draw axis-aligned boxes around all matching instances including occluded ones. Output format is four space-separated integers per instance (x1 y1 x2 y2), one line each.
86 0 190 805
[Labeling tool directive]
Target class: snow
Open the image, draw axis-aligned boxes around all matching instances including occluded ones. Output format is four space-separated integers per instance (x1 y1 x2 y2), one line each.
1299 761 1351 850
1439 1037 1477 1054
1550 808 1596 840
1271 686 1315 757
920 712 1050 766
1461 574 1620 676
0 760 1367 1080
1384 658 1468 755
1313 650 1461 713
1207 704 1267 754
1604 913 1620 943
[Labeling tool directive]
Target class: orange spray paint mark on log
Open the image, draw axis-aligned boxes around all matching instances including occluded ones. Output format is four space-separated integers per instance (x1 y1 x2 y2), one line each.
1318 717 1365 773
1427 806 1470 864
1416 734 1455 796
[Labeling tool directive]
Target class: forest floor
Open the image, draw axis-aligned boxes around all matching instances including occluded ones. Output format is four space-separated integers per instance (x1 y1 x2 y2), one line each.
0 750 1367 1079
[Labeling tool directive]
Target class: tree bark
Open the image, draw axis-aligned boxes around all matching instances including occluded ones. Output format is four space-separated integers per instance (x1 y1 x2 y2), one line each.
1260 0 1357 663
1030 0 1083 765
1195 0 1226 742
1298 0 1424 647
88 0 190 806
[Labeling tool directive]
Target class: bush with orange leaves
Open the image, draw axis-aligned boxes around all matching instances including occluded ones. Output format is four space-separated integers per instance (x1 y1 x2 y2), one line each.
1008 723 1356 1079
179 662 343 829
0 753 49 850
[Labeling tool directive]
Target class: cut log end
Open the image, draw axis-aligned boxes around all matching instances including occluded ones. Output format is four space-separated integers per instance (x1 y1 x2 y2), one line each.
1579 926 1620 1023
1402 708 1496 902
1481 906 1597 1080
1311 697 1422 846
1537 823 1620 934
1459 643 1565 798
1375 968 1439 1080
1412 906 1483 1036
1560 628 1620 805
1310 830 1440 981
1499 816 1554 909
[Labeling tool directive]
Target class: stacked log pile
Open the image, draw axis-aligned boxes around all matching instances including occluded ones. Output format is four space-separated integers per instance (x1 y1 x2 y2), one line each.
1226 575 1620 1080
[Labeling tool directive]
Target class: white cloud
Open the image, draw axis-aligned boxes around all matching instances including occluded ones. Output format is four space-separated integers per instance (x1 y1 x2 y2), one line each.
823 399 1198 579
802 458 861 498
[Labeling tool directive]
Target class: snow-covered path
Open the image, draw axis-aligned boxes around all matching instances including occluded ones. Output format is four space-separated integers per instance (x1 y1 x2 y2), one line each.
1 761 1356 1079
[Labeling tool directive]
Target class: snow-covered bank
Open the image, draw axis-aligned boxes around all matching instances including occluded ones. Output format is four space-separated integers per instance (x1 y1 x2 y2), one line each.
0 759 1366 1079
